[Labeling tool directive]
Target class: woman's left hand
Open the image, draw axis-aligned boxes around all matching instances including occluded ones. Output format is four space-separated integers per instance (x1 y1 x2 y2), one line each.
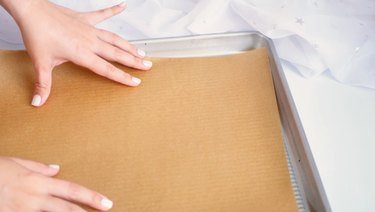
2 0 152 107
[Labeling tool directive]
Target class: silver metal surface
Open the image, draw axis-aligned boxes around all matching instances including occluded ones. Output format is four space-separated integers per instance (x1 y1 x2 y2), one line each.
130 32 330 212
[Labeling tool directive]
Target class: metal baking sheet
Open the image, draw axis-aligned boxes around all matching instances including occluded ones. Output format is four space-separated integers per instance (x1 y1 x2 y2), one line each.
131 32 330 212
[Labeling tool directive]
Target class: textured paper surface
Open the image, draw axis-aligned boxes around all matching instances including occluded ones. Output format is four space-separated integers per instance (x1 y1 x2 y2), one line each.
0 49 297 211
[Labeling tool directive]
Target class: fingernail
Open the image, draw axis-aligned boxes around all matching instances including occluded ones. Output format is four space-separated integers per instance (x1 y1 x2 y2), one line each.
137 49 146 57
31 95 41 107
143 60 153 68
48 164 60 170
101 198 113 209
132 76 142 85
119 1 126 7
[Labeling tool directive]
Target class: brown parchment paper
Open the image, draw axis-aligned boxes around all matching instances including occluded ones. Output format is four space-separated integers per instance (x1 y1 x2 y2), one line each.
0 48 298 212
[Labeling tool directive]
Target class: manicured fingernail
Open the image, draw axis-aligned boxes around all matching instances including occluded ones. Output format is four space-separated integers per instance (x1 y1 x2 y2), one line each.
31 95 41 107
48 164 60 170
119 1 126 7
143 60 153 68
101 198 113 209
132 77 141 85
137 49 146 57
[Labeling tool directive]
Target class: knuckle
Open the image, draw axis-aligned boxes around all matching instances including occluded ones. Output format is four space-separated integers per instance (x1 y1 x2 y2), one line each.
71 42 87 60
134 57 142 64
90 192 102 206
21 172 45 190
126 55 137 64
66 203 81 212
70 38 82 52
109 33 119 45
66 182 82 201
34 81 50 90
22 171 39 182
71 44 92 63
71 37 94 56
113 49 123 61
103 64 117 78
124 41 136 52
29 196 45 211
122 40 131 48
130 57 141 68
90 43 101 55
124 73 133 82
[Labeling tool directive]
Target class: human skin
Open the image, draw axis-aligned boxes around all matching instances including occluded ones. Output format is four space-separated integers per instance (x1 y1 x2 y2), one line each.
0 0 152 107
0 157 113 211
0 0 150 211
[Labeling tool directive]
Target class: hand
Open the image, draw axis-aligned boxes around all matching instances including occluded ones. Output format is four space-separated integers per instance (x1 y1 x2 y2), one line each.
0 156 113 211
2 0 152 107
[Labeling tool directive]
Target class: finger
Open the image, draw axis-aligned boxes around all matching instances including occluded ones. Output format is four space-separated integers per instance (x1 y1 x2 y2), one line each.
96 29 146 58
46 178 113 211
82 2 126 25
10 157 60 177
71 51 141 86
96 43 152 71
41 196 86 212
32 63 53 107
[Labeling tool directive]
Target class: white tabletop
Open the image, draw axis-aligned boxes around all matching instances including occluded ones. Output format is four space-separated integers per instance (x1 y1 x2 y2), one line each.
283 64 375 212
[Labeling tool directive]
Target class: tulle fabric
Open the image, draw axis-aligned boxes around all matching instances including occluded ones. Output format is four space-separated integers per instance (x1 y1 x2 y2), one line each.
0 0 374 88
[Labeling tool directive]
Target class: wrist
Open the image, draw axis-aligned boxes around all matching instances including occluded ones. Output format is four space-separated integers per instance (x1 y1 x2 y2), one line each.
0 0 38 23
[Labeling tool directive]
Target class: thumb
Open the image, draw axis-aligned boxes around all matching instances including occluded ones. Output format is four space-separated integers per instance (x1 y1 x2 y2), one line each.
10 157 60 177
31 65 53 107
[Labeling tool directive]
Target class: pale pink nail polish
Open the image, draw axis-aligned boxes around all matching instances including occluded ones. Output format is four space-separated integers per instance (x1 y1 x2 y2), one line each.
132 77 141 85
48 164 60 170
31 95 41 107
143 60 153 68
101 198 113 209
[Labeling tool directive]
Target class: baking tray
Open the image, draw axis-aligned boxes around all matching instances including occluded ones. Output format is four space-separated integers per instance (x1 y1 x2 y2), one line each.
131 32 330 212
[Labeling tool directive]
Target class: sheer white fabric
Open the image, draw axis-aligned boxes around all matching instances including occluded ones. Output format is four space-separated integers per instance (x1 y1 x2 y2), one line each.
1 0 374 89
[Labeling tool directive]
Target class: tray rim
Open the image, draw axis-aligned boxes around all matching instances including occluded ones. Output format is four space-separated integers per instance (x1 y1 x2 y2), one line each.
130 31 331 212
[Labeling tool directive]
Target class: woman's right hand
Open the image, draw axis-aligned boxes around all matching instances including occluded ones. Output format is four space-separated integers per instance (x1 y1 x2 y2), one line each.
0 156 113 211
